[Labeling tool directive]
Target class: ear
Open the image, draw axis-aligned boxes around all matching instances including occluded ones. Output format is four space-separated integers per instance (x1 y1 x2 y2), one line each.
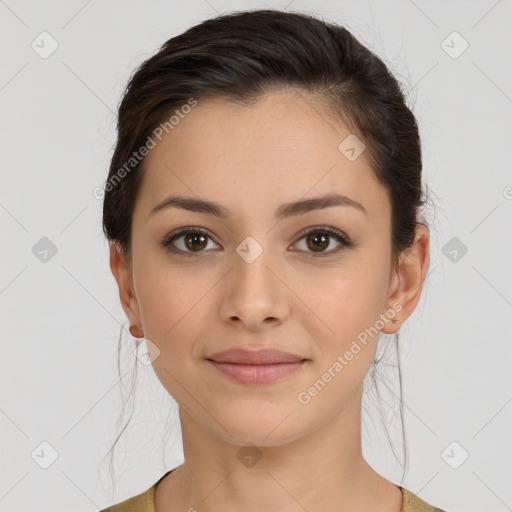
109 241 144 338
381 223 430 334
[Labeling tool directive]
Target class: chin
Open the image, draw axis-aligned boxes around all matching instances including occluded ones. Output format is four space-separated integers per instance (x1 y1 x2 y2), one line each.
211 414 309 449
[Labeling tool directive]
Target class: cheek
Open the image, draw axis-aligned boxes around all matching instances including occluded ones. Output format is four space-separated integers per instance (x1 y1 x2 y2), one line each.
295 260 391 405
133 257 225 377
134 266 213 400
299 256 390 340
131 255 178 338
136 268 208 345
294 259 392 398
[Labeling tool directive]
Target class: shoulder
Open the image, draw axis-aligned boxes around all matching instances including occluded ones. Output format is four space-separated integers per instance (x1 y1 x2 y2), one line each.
100 483 157 512
401 488 447 512
100 468 176 512
99 479 448 512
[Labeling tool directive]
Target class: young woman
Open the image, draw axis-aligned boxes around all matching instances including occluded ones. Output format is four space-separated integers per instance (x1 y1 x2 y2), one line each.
100 9 445 512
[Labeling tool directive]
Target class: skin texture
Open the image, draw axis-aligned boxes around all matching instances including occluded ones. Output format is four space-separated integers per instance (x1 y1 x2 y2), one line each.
109 90 430 512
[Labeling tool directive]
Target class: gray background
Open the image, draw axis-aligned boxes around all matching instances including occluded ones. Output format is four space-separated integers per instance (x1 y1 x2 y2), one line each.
1 1 511 511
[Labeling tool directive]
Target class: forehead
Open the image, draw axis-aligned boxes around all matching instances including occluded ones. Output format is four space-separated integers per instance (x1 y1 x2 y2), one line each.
134 91 390 223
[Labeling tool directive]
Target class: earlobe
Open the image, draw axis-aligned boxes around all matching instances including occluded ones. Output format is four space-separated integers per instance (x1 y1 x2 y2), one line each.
381 224 430 334
109 241 143 333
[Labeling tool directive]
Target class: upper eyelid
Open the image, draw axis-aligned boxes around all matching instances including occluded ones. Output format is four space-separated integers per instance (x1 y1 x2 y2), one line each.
165 225 347 239
164 225 351 250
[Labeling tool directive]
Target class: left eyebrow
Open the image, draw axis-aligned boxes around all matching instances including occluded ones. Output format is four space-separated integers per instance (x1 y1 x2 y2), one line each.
149 193 367 219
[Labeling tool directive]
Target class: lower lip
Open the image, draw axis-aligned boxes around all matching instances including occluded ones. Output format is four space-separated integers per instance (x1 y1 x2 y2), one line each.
207 360 307 385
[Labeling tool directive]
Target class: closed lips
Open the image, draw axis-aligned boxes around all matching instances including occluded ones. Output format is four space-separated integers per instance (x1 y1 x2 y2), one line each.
206 348 307 365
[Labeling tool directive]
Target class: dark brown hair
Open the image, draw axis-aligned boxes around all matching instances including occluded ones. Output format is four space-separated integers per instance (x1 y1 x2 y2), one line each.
100 8 432 491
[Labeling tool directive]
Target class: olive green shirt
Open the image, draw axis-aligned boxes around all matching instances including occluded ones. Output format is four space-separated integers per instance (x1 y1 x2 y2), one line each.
101 469 446 512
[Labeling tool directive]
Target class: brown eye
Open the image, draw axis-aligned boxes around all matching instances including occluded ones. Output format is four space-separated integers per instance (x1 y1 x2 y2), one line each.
162 227 219 256
161 225 354 258
305 232 330 252
182 232 208 252
293 227 354 256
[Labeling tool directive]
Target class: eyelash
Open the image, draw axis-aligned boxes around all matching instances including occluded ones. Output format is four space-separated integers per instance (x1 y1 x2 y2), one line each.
161 225 355 258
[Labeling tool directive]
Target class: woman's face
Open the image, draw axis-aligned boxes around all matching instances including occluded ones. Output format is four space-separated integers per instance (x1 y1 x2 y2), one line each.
111 90 427 447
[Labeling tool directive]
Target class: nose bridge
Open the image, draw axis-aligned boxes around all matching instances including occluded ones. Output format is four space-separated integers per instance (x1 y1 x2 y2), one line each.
221 233 287 328
233 234 276 297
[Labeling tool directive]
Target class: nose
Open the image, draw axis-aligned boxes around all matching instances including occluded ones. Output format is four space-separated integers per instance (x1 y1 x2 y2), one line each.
218 243 290 331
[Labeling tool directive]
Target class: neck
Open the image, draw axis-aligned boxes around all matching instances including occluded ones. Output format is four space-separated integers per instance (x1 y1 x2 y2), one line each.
155 388 403 512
